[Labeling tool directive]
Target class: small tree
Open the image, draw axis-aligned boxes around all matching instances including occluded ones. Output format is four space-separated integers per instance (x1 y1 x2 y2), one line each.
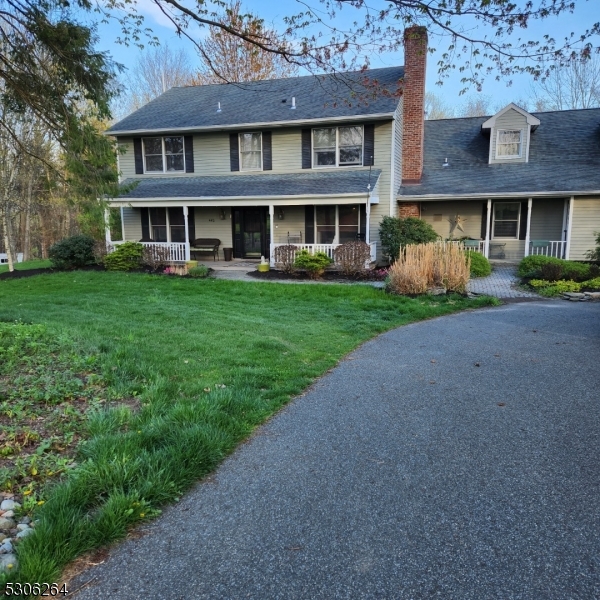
379 216 439 262
273 244 298 274
334 241 372 276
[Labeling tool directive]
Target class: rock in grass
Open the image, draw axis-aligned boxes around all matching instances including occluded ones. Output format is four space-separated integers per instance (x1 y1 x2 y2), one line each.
0 517 15 531
0 540 13 554
1 510 14 518
0 554 17 573
0 500 20 511
18 516 31 525
16 523 30 531
16 528 33 539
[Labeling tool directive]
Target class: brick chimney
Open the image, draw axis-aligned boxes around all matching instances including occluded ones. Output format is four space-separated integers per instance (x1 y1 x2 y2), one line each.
401 26 428 185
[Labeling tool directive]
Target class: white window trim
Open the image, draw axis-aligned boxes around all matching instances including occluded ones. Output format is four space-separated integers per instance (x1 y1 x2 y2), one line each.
142 136 186 174
312 126 364 169
148 208 186 243
239 132 263 172
313 204 363 244
495 129 523 160
492 202 521 240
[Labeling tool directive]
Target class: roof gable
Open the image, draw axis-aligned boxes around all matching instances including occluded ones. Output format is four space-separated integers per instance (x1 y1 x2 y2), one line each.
482 103 541 129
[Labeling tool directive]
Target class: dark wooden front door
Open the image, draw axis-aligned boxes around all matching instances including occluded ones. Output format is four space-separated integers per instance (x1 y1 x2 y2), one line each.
232 208 269 259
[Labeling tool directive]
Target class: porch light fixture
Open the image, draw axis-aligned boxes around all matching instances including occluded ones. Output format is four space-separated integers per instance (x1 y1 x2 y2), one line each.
443 157 449 167
278 207 285 220
219 208 227 220
217 102 222 113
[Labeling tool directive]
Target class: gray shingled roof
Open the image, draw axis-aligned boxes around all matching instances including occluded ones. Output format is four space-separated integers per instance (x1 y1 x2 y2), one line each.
117 170 381 200
108 67 402 133
399 108 600 197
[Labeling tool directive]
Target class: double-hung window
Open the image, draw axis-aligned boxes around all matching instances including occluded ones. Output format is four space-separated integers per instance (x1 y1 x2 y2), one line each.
493 202 520 238
143 136 185 173
239 132 262 171
496 130 522 159
313 126 363 167
148 207 186 242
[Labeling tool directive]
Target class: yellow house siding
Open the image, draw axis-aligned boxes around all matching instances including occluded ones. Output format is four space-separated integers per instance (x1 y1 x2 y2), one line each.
490 109 530 164
272 206 305 244
570 197 600 260
420 201 484 240
193 207 233 248
122 207 142 240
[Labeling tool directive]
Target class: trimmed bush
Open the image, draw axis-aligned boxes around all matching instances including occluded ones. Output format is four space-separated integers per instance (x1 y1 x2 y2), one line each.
518 255 591 281
517 255 562 278
103 242 144 271
188 265 210 278
467 251 491 277
293 250 332 279
334 241 372 276
379 216 440 262
273 245 298 274
48 235 97 269
561 261 591 282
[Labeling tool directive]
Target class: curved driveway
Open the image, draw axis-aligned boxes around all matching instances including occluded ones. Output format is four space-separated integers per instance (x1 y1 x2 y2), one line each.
73 300 600 600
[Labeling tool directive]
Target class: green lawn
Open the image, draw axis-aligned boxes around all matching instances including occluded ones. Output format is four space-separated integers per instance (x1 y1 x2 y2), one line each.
0 271 497 585
0 259 52 274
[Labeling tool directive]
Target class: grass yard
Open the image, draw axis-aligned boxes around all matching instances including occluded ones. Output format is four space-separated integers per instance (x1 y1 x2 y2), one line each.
0 271 497 586
0 259 52 274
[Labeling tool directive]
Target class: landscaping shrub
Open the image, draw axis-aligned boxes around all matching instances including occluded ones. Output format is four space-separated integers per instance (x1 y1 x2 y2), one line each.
539 261 563 282
273 244 298 274
188 265 210 278
48 235 97 269
103 242 144 271
142 245 171 271
387 242 470 295
333 241 372 276
517 255 562 278
293 249 332 279
379 216 439 262
561 261 591 282
518 255 591 281
467 251 491 277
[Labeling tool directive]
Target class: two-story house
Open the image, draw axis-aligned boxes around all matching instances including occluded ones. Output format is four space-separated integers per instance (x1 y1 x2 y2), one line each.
397 103 600 261
105 27 429 265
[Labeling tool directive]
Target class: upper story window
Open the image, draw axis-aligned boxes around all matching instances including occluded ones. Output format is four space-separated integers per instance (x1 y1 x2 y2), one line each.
143 136 185 173
496 129 523 159
239 132 262 171
313 126 363 168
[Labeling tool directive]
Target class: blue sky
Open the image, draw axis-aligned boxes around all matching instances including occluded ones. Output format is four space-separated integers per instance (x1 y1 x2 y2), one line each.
93 0 599 109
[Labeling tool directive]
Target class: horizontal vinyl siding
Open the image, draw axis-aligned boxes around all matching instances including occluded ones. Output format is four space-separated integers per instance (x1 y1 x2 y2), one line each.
118 138 136 180
193 207 233 248
420 201 484 240
491 110 529 164
122 207 142 241
272 206 304 244
570 197 600 260
530 199 565 241
491 239 524 261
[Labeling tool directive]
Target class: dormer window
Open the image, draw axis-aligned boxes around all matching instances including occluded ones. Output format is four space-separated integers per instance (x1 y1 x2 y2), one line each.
496 129 523 159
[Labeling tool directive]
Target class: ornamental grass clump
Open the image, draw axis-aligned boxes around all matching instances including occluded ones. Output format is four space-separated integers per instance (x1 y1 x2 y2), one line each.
387 242 470 296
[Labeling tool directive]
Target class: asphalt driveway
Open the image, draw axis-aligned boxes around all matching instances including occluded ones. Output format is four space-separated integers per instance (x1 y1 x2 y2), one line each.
72 300 600 600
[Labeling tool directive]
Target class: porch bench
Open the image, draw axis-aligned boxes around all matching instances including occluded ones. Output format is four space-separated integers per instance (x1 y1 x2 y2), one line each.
190 238 221 261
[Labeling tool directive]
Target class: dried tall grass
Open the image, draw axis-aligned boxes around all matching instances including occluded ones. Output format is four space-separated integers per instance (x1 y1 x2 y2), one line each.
387 242 471 295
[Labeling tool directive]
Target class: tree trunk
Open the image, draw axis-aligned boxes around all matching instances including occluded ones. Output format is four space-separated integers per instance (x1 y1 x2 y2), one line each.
23 176 33 261
2 208 15 272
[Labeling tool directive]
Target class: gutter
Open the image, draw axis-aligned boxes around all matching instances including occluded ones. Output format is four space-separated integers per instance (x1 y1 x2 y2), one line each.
397 190 600 201
106 113 396 136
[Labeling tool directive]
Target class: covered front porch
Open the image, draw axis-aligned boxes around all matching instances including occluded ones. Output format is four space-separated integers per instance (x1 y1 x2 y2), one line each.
416 196 575 261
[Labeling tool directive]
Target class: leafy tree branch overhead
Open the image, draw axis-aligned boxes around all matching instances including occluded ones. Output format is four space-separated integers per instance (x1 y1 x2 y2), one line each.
103 0 599 90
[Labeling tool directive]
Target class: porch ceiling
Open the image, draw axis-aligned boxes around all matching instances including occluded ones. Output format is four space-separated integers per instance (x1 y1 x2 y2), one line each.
115 170 381 205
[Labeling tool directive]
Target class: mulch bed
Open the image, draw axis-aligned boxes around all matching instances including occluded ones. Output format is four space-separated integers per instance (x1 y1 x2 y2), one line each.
0 265 106 280
248 270 387 283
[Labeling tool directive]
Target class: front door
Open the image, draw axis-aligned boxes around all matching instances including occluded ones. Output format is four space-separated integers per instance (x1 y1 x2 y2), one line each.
232 208 269 259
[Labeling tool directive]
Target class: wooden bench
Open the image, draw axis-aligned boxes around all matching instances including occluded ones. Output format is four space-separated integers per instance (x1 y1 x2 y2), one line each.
190 238 221 261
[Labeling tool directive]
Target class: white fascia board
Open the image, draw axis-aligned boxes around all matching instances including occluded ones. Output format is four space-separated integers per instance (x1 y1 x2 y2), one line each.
398 190 600 201
106 113 395 136
482 103 541 129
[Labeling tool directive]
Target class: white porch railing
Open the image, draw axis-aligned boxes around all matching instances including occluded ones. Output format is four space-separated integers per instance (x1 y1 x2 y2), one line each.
109 241 188 262
529 240 566 259
270 242 377 267
442 240 486 253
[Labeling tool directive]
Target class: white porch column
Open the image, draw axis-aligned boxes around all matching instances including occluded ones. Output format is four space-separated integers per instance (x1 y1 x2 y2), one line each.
104 208 112 250
120 207 125 241
484 199 492 258
561 198 569 244
269 204 275 267
565 195 574 260
183 206 190 261
365 197 371 244
524 197 533 257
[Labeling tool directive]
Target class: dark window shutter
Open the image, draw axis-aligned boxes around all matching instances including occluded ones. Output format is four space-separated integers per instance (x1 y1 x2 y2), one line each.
363 124 375 166
133 138 144 174
305 205 315 243
301 129 311 169
187 207 195 242
262 131 272 170
184 136 194 173
519 201 528 240
140 207 150 241
480 202 488 239
229 133 240 171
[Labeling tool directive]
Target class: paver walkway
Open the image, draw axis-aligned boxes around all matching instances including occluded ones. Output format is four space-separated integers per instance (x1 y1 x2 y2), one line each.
72 301 600 600
468 262 539 299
